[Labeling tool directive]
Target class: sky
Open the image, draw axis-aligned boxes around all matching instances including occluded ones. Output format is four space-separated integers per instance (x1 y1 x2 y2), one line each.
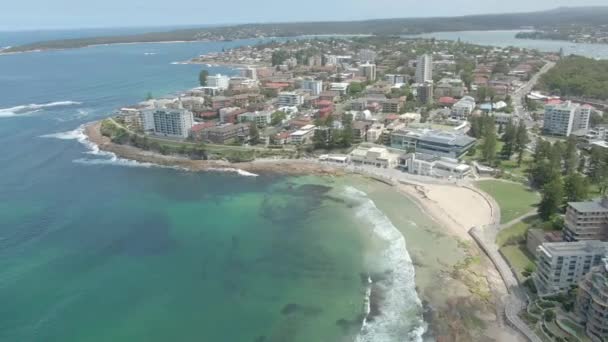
2 0 607 31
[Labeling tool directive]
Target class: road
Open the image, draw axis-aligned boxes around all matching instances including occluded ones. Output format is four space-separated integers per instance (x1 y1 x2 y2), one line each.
511 61 555 128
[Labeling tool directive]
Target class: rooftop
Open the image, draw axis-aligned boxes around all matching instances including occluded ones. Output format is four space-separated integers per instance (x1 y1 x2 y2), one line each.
540 240 608 257
569 199 608 213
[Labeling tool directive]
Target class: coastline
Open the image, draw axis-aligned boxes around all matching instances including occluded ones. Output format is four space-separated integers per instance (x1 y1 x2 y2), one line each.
83 119 520 339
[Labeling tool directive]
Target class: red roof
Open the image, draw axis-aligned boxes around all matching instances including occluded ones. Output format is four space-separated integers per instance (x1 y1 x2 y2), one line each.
385 114 400 121
265 82 290 89
191 122 216 132
316 100 333 106
545 99 562 105
200 111 218 118
439 96 458 105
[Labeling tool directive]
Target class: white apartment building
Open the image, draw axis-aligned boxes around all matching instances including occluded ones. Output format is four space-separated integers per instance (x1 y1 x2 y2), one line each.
357 49 377 62
451 96 476 118
289 125 316 144
300 79 323 96
533 240 608 295
543 101 591 137
564 198 608 242
178 96 206 112
576 258 608 342
359 63 377 82
385 74 406 85
350 146 395 168
415 54 433 84
206 74 230 90
238 110 272 127
277 92 304 107
397 153 471 178
143 108 194 138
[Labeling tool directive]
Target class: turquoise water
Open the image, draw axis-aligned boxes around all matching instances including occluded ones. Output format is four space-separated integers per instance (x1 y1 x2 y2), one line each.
0 37 429 341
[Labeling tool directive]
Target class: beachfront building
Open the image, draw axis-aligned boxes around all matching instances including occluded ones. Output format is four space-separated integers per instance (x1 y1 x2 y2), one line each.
207 74 230 90
533 240 608 296
390 128 476 159
350 146 395 168
196 123 250 144
575 258 608 342
277 92 304 107
359 63 377 82
415 54 433 84
143 108 194 138
300 79 323 96
543 101 591 137
178 96 206 113
450 96 476 118
238 110 272 127
289 125 316 145
397 153 471 178
564 198 608 242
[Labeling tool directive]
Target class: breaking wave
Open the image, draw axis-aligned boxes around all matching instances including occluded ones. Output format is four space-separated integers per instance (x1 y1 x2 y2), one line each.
208 167 259 177
344 186 427 342
0 101 82 118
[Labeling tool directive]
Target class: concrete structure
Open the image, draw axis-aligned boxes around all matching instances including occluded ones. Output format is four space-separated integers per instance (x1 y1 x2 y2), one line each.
206 74 230 90
397 153 471 178
533 240 608 295
526 229 563 255
330 83 349 96
300 79 323 96
238 110 272 127
416 82 433 105
366 123 385 143
543 101 591 137
564 198 608 242
277 92 304 107
350 146 395 168
219 107 242 124
492 112 514 125
240 67 257 80
385 74 406 85
434 78 466 98
289 125 316 144
390 128 476 158
359 63 377 82
198 123 250 144
576 258 608 342
178 96 206 112
357 49 377 62
451 96 476 118
415 54 433 84
143 108 194 138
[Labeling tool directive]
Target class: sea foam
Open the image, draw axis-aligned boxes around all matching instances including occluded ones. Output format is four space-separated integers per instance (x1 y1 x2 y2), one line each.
0 101 82 118
344 186 427 342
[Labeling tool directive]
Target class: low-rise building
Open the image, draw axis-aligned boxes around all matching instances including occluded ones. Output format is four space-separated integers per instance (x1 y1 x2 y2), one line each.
238 110 272 127
300 79 323 96
350 146 395 168
198 123 250 144
451 96 476 118
179 96 206 113
390 128 476 158
289 124 316 144
397 153 471 178
533 240 608 295
564 198 608 242
576 258 608 342
277 92 304 107
207 74 230 90
330 83 349 96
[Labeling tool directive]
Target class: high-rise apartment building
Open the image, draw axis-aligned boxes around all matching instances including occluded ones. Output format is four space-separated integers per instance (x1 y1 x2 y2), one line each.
415 54 433 84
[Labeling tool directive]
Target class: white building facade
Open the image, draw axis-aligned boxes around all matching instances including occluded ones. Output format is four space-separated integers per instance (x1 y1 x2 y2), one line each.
415 54 433 84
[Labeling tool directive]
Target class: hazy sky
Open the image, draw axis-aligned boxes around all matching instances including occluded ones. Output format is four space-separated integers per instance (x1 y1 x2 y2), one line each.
2 0 607 30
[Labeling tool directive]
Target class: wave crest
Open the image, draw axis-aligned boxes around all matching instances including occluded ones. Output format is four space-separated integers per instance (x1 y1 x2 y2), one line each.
0 101 82 118
344 186 427 342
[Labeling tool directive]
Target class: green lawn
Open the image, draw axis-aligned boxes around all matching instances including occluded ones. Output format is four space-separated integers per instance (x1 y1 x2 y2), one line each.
476 180 540 224
496 215 542 247
500 244 535 283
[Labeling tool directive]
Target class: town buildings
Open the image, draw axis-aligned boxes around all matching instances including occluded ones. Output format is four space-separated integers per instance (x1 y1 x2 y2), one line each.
576 258 608 342
450 96 476 118
390 128 476 158
300 79 323 96
238 110 272 127
277 92 304 107
206 74 230 90
533 240 608 295
564 198 608 242
417 82 434 105
289 124 316 144
543 101 591 137
397 153 471 178
357 49 377 62
143 108 194 138
350 146 395 168
359 63 377 82
415 54 433 84
196 123 250 144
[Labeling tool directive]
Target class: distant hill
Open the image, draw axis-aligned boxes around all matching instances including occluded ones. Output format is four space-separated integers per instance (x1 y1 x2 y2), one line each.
4 6 608 54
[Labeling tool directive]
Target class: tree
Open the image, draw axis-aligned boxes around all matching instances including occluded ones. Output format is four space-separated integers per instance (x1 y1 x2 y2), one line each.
538 177 564 221
146 92 154 100
199 69 209 86
348 82 364 97
514 120 529 166
271 50 289 66
564 135 578 175
482 117 497 165
564 173 589 202
249 123 260 145
271 111 286 126
501 121 517 159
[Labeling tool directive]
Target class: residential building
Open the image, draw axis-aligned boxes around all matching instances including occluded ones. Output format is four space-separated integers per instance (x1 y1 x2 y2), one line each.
434 78 466 98
319 91 340 103
385 74 407 85
238 110 272 127
576 258 608 342
564 198 608 242
380 98 403 113
198 123 250 144
300 79 323 96
289 124 316 144
543 101 590 137
143 108 194 138
451 96 476 118
330 83 349 96
277 92 304 107
417 82 434 105
390 128 476 158
219 107 243 124
533 240 608 295
240 67 257 80
357 49 377 62
397 153 471 178
492 112 514 125
207 74 230 90
178 96 206 113
350 146 395 168
415 54 433 84
366 123 385 143
359 63 377 82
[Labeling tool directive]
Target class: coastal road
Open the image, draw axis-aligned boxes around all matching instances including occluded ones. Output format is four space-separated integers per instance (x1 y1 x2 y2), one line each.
512 61 555 128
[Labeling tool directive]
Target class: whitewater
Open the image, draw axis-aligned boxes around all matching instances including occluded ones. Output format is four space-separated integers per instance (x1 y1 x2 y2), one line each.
0 101 81 117
345 186 427 342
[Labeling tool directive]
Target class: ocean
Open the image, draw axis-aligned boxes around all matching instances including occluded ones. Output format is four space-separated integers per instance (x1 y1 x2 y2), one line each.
0 35 428 341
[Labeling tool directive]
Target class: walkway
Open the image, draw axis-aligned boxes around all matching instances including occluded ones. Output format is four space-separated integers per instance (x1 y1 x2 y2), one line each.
500 210 538 230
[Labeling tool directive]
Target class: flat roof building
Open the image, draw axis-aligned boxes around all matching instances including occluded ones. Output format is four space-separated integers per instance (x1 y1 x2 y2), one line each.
564 198 608 242
576 258 608 341
143 108 194 139
390 128 476 159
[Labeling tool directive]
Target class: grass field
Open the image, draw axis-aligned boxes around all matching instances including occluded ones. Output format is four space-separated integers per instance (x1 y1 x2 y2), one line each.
500 244 535 283
496 215 541 247
476 180 540 224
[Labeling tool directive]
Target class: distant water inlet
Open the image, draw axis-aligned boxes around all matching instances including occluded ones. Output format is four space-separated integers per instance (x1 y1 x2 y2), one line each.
344 187 427 342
